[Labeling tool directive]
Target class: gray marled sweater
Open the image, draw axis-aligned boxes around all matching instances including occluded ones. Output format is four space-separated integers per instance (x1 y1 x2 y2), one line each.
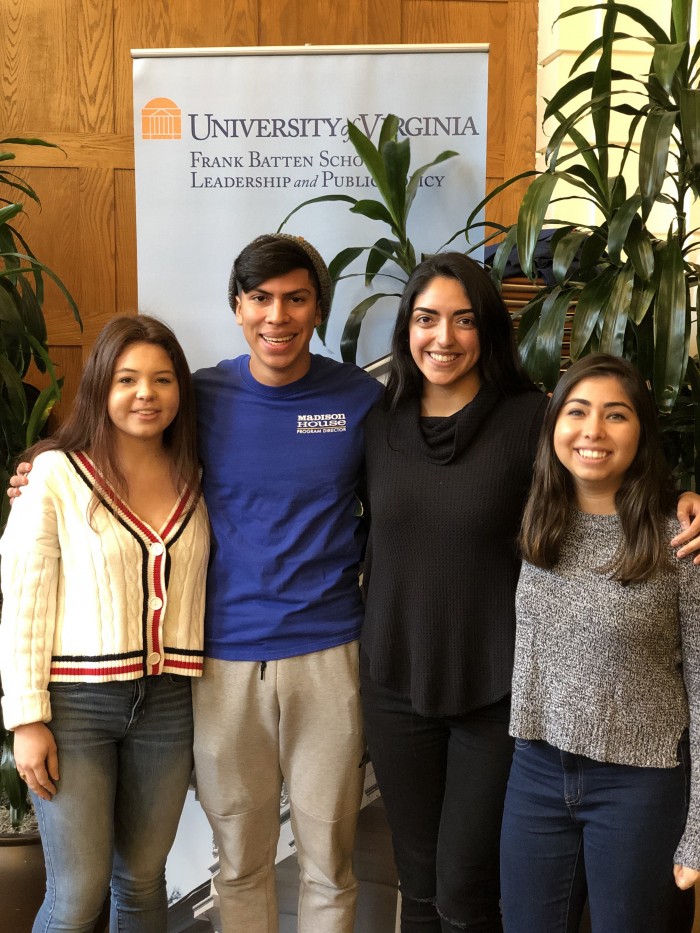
511 510 700 867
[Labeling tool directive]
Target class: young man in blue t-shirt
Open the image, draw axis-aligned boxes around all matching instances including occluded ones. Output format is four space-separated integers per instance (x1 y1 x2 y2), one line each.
192 234 383 933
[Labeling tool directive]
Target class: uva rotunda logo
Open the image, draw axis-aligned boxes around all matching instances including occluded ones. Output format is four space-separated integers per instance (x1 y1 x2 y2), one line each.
141 98 182 140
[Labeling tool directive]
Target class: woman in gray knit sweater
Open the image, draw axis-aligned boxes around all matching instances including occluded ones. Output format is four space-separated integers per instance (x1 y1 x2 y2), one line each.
500 354 700 933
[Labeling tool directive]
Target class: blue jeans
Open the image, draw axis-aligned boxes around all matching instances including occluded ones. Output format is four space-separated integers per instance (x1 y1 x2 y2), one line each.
32 675 194 933
500 738 690 933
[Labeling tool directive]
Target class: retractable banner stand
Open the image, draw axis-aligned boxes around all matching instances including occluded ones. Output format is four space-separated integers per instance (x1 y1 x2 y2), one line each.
133 46 488 920
132 45 488 371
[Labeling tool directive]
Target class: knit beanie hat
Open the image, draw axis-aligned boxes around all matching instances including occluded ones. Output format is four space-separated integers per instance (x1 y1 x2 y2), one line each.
228 233 333 321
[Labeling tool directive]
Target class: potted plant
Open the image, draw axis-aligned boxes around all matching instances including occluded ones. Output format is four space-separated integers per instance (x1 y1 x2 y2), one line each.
0 135 81 929
464 0 700 488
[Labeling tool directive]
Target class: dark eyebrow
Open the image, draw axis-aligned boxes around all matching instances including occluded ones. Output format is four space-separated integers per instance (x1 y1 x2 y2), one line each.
114 367 175 375
564 397 634 411
248 287 313 298
412 306 474 316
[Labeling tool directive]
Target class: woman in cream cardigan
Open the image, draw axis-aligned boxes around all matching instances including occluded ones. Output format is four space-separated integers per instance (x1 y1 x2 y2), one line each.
0 315 209 933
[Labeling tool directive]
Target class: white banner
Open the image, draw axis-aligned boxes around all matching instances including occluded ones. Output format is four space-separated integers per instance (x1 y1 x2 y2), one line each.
132 44 488 371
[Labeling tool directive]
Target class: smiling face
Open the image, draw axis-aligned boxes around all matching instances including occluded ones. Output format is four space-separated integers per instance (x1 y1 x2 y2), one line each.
553 375 641 512
235 268 322 386
107 342 180 448
408 275 481 414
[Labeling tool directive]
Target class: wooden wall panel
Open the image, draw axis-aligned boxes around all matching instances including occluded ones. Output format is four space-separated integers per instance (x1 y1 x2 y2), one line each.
0 0 539 414
403 0 537 227
115 167 138 322
78 167 116 345
1 0 80 131
259 0 398 45
258 0 403 45
367 0 403 42
80 0 115 133
502 0 538 218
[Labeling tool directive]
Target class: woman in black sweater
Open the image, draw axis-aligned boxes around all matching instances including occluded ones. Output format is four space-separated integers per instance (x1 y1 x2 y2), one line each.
360 253 546 932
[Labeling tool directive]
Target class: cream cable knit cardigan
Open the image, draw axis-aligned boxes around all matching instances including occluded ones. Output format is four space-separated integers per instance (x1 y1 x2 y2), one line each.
0 450 209 731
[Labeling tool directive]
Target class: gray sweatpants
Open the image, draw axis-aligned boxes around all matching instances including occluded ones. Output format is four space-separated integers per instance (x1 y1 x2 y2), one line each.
192 641 365 933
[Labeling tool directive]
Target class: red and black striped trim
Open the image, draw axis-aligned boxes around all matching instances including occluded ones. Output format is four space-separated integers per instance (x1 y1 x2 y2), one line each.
56 452 203 679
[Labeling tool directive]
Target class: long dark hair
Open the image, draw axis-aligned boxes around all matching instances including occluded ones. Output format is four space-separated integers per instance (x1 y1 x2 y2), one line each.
520 353 676 583
27 315 200 498
385 252 535 409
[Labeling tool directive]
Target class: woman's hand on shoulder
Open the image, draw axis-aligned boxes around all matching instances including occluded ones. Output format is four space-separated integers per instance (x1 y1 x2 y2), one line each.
674 863 700 890
673 492 700 564
6 461 32 502
13 721 59 800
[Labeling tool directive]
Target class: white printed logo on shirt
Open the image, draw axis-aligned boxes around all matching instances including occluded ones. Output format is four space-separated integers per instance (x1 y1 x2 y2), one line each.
297 413 347 434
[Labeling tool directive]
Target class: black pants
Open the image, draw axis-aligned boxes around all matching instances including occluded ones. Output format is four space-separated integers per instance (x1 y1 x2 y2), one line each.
360 651 514 932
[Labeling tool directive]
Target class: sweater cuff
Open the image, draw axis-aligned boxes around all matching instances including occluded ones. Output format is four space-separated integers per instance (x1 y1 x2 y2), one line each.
1 691 51 731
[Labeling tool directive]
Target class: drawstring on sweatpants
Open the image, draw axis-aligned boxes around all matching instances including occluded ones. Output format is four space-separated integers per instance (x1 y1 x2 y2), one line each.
260 661 267 681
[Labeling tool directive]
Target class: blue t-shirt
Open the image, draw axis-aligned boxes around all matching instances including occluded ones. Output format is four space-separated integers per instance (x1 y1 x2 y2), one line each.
194 354 383 661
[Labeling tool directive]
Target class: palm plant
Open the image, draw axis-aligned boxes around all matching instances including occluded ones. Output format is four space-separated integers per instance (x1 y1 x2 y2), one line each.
0 136 81 830
278 114 457 363
468 0 700 486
